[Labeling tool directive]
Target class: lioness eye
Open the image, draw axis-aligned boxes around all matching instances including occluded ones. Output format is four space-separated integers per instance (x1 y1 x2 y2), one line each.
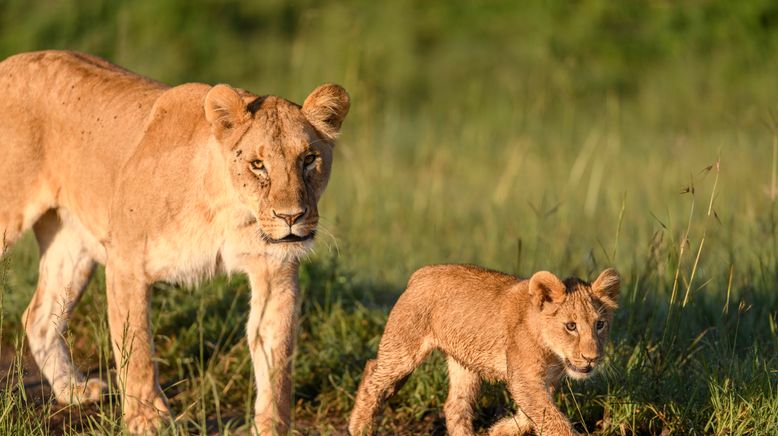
303 154 317 166
595 320 606 330
565 322 577 332
250 160 265 172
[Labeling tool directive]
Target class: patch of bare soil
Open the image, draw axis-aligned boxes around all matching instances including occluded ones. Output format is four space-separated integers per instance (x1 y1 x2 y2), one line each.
0 346 112 435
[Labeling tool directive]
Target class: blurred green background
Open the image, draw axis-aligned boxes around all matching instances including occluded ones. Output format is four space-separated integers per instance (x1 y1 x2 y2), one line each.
1 1 777 434
1 0 777 283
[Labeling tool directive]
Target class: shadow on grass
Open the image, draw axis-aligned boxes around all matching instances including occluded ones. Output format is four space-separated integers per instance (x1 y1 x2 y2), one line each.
1 254 777 434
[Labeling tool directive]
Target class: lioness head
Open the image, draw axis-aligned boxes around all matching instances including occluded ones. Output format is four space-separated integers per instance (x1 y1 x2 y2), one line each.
204 83 349 255
528 268 621 380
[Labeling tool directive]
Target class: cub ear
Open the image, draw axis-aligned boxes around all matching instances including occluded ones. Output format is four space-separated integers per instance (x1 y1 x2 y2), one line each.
302 83 350 140
529 271 567 309
591 268 621 309
205 84 250 141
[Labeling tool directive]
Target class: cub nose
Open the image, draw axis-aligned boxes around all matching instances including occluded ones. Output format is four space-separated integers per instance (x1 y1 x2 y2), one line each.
581 352 597 363
273 208 307 227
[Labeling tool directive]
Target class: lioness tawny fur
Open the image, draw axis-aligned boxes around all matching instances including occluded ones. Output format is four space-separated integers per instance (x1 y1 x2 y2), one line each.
0 50 349 434
349 264 620 436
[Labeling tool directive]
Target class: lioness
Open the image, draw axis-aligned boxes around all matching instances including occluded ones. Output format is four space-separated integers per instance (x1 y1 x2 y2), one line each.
0 51 349 434
349 265 620 436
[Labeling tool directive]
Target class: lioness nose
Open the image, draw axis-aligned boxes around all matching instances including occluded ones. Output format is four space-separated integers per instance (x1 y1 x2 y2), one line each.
273 208 307 227
581 352 597 363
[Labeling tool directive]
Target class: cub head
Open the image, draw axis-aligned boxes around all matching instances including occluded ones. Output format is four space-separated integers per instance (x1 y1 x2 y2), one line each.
528 268 621 380
204 83 349 256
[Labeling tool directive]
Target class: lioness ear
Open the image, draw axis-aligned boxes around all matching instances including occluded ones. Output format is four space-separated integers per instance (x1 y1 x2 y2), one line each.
592 268 621 309
205 84 250 141
529 271 567 309
302 83 350 140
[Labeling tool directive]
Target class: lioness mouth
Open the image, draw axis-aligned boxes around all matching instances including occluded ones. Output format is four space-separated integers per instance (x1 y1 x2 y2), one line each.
262 231 316 244
564 359 593 374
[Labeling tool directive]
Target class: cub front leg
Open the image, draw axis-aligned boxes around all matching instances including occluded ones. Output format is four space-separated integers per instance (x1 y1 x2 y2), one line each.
506 370 577 436
247 259 300 435
106 264 171 433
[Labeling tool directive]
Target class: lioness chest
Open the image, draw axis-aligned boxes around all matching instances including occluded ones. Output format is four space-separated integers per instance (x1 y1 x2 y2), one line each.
137 207 272 284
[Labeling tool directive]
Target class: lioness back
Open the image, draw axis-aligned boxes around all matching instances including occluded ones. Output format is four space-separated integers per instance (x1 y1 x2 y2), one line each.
0 51 167 251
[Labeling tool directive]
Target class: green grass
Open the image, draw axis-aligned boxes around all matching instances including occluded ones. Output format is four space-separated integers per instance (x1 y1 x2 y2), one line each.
1 0 778 434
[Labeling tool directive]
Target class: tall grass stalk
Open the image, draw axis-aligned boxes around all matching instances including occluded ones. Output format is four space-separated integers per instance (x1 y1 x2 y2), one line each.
682 157 720 307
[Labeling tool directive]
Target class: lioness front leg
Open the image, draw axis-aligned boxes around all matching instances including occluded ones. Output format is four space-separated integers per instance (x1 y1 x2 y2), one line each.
247 259 299 435
106 264 171 433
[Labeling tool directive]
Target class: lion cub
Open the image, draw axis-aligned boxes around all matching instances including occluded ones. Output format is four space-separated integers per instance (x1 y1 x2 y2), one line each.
349 265 620 436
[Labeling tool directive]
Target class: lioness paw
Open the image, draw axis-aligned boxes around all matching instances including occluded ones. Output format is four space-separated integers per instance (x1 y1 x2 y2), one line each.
126 414 162 435
125 405 172 435
53 377 108 405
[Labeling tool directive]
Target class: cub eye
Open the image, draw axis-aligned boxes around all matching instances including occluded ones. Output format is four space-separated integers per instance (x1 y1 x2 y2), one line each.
565 322 577 332
250 160 265 172
595 320 606 331
303 153 317 167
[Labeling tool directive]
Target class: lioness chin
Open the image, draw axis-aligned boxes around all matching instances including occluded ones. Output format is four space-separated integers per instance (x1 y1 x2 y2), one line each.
349 265 621 436
0 50 349 434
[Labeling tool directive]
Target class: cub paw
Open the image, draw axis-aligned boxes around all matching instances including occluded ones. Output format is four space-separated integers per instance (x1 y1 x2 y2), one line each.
487 415 532 436
347 423 371 436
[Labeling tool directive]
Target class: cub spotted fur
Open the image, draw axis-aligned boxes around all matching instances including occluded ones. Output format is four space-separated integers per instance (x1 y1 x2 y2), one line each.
0 51 349 434
349 265 620 436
